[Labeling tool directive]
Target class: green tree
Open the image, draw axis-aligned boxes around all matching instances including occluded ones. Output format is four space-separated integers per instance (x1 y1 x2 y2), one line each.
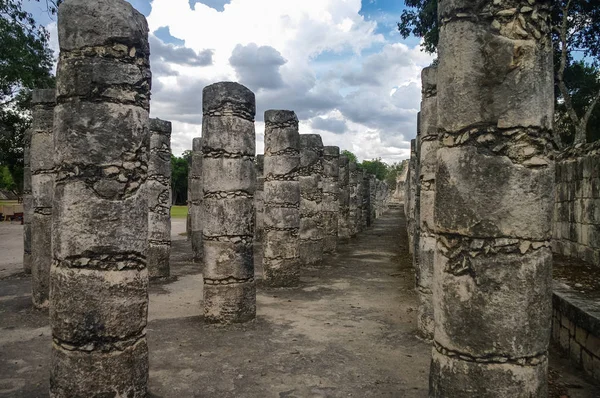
0 164 16 190
171 151 191 205
1 0 61 192
398 0 600 145
384 161 405 193
360 158 388 181
341 149 358 164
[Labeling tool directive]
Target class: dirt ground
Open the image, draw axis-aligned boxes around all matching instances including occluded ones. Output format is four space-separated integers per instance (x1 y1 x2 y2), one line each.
1 209 599 397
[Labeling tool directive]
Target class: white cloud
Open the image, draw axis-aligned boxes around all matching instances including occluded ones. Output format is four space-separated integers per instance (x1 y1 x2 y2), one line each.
48 0 434 163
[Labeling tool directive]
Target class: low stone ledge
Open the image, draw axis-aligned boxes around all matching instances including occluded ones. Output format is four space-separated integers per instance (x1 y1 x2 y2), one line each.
552 281 600 382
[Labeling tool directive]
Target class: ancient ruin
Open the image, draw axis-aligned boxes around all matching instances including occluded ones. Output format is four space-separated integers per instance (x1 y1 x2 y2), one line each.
348 161 359 237
263 110 301 286
148 118 172 279
50 0 151 395
201 82 256 323
22 121 32 275
337 154 351 242
189 137 203 263
415 66 437 339
5 0 600 396
30 89 55 308
322 146 340 253
298 134 324 266
254 154 265 243
360 170 369 231
428 0 555 395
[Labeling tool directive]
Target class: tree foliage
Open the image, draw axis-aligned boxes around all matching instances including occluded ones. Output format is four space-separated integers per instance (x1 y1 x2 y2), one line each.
398 0 600 145
0 0 61 193
171 151 191 206
341 149 357 164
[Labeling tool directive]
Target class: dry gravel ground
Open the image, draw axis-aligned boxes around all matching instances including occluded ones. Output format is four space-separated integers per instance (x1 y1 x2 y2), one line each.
0 209 598 397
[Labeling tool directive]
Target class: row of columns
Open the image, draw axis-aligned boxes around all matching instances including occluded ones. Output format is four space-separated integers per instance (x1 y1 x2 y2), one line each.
405 0 555 396
26 0 390 395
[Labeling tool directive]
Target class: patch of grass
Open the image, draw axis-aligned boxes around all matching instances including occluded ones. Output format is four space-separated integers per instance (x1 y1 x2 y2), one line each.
0 200 18 206
171 205 188 219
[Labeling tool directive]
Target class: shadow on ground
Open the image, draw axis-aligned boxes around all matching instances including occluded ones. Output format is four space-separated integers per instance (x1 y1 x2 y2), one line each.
0 209 598 397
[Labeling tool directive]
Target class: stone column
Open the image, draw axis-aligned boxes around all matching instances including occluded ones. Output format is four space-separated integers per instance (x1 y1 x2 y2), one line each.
337 155 351 242
322 146 339 253
369 175 376 225
190 137 203 263
202 82 256 323
416 66 438 340
148 118 172 279
50 0 151 396
254 154 264 243
30 89 55 308
430 0 555 396
299 134 324 266
348 161 359 237
361 171 369 231
186 156 192 241
263 110 301 286
23 125 32 274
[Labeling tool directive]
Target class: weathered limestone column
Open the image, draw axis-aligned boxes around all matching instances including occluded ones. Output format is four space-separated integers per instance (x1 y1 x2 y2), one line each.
190 137 203 263
186 156 192 241
348 161 359 237
30 89 55 308
416 66 437 340
299 134 324 266
50 0 151 395
322 146 339 253
337 154 351 242
202 82 256 322
148 118 172 279
361 171 369 231
263 110 301 286
23 125 32 274
369 175 377 225
430 0 555 396
254 154 265 243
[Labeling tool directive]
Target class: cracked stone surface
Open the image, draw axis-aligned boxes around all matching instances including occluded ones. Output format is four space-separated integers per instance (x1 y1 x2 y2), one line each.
201 82 256 323
429 0 555 395
416 66 437 340
50 0 151 396
299 134 324 266
263 110 301 287
148 118 172 279
190 137 203 264
29 89 55 309
322 146 340 254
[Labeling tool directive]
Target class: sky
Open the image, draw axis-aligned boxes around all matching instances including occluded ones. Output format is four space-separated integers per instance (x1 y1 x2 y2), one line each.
28 0 435 163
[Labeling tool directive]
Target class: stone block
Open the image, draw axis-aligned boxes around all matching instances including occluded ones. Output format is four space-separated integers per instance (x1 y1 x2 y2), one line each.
51 338 148 398
434 248 552 358
202 197 254 237
50 267 148 344
203 157 255 194
203 240 253 280
437 21 553 133
429 349 547 398
203 281 256 324
435 146 554 240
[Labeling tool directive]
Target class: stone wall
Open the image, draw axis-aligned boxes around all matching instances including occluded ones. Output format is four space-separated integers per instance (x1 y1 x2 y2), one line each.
553 144 600 266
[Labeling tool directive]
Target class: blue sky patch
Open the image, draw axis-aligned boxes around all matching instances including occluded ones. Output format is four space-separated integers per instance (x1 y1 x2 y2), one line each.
154 26 186 46
189 0 232 12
